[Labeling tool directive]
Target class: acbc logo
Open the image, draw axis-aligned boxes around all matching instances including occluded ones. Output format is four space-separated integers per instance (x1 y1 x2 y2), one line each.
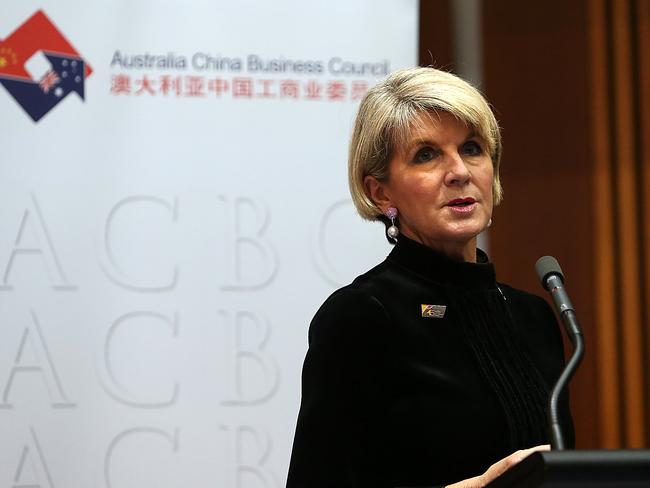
0 10 92 122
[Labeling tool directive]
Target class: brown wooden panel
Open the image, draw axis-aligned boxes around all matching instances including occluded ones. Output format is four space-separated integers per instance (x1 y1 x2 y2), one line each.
588 0 622 448
634 0 650 447
418 0 454 68
611 0 646 448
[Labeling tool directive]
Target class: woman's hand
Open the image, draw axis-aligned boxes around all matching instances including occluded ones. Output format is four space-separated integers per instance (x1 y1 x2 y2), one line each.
445 445 550 488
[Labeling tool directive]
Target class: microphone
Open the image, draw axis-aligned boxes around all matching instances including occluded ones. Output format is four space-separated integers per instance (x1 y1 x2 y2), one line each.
535 256 584 451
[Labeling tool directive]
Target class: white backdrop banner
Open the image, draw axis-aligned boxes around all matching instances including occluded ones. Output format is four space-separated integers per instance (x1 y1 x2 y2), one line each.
0 2 417 487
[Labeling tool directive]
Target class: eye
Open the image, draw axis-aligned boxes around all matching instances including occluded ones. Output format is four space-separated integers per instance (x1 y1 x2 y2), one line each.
461 140 483 156
413 147 439 163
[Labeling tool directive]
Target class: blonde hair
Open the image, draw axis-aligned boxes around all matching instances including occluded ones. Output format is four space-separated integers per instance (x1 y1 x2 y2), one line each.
348 67 503 220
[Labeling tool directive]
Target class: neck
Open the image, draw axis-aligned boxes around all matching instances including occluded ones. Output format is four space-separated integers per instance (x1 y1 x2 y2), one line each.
400 230 477 262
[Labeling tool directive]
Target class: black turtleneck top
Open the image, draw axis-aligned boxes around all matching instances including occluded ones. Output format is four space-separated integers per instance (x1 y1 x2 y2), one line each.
287 236 574 488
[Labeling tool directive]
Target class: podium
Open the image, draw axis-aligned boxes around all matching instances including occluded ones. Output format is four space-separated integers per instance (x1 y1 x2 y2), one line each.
486 449 650 487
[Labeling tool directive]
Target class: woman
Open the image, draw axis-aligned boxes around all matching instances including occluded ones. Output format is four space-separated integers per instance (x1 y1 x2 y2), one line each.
287 67 574 488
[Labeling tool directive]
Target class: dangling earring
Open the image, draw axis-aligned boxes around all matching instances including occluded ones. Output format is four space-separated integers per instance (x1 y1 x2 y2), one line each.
385 207 399 240
487 218 493 228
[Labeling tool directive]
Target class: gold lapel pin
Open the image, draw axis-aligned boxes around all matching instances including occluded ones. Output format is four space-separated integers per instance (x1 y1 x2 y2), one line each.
421 304 447 318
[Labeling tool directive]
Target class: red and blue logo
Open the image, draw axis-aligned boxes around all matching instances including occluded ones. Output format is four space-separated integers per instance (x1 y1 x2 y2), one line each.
0 10 92 122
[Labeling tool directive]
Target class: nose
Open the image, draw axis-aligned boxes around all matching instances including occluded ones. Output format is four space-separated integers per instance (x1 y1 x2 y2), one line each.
443 152 471 186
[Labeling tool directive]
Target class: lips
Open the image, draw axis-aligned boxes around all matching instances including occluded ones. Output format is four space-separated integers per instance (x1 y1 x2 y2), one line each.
445 197 476 207
444 197 478 214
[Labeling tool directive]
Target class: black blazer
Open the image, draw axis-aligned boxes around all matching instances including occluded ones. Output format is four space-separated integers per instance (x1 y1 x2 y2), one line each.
287 236 574 488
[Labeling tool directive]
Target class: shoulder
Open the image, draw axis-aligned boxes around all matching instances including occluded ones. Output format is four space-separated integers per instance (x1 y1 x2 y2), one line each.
308 263 393 347
497 282 556 324
497 282 566 372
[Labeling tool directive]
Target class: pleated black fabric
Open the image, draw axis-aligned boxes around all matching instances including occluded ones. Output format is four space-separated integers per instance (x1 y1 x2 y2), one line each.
454 287 549 448
287 235 574 488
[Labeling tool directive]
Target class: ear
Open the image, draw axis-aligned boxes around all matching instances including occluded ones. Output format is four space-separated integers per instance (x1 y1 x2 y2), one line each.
364 175 393 214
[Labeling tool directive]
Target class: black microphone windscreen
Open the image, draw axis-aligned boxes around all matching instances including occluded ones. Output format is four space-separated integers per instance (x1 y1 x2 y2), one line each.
535 255 564 287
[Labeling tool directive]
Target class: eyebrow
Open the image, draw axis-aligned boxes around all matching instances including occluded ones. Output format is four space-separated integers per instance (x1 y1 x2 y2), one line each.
405 130 482 150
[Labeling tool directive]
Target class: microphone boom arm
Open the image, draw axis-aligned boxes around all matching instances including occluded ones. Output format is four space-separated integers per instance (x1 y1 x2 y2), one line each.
548 308 584 450
535 256 585 451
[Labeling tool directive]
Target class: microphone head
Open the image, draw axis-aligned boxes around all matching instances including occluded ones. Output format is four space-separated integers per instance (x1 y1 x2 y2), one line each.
535 255 564 288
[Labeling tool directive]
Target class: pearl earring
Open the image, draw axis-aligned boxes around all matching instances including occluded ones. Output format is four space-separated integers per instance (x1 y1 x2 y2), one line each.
487 218 492 228
385 207 399 240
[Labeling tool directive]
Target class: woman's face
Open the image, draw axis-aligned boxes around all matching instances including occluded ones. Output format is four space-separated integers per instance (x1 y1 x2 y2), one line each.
365 111 494 260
